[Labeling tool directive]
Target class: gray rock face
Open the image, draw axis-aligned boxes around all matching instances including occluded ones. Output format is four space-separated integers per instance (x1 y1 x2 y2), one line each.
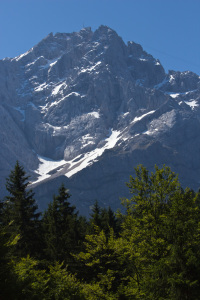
1 26 200 216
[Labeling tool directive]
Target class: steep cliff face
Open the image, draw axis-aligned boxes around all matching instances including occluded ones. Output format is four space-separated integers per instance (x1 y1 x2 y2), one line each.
1 26 200 215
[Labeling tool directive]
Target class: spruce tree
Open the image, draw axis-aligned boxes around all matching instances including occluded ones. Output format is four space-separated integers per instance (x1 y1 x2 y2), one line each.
89 200 101 229
89 201 120 236
4 161 41 257
42 184 79 264
100 206 120 236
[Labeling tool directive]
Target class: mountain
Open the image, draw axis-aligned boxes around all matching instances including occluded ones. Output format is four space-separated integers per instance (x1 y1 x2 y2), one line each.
1 26 200 215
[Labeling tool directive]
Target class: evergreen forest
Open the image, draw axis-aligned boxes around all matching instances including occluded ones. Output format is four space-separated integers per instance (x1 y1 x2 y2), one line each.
1 162 200 299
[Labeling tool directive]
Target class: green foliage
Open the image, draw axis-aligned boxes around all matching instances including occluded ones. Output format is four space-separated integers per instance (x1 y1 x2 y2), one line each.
47 262 84 300
1 162 200 299
14 256 48 299
81 279 117 300
89 200 120 236
121 164 200 299
14 257 84 300
76 227 117 277
163 188 200 299
122 164 180 216
0 223 19 299
77 165 200 299
75 227 133 297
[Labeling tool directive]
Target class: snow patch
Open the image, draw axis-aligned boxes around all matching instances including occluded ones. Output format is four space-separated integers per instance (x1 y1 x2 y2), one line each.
40 123 69 135
12 49 32 61
66 92 80 97
50 60 57 67
41 56 62 70
185 100 199 110
144 128 158 135
131 110 155 123
169 93 180 98
88 112 100 118
33 155 66 183
52 83 66 96
34 82 49 92
166 90 198 97
81 134 95 149
49 92 81 108
169 75 175 83
121 112 129 117
79 61 101 74
65 129 121 178
26 56 44 67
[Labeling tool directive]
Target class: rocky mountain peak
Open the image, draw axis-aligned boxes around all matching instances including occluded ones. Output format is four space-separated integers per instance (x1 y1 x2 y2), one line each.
0 26 200 215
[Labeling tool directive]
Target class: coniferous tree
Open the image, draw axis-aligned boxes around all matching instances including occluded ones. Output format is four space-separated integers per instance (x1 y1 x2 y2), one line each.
89 201 120 236
89 200 101 229
3 161 41 257
42 184 80 264
1 163 200 299
100 206 121 236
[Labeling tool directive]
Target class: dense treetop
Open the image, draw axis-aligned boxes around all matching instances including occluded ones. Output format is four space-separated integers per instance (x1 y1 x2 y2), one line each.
1 162 200 299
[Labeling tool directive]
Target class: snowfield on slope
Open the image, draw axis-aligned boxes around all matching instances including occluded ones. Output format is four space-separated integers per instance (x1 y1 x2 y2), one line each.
65 129 121 177
32 129 121 183
32 156 66 184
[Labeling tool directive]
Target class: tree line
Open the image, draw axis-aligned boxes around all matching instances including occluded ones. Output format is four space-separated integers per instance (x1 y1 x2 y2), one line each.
1 162 200 299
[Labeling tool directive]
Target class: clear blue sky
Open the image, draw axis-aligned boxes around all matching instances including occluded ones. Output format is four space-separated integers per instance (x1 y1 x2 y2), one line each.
0 0 200 75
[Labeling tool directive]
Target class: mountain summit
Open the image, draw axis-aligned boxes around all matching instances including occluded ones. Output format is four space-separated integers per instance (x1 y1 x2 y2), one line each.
1 26 200 215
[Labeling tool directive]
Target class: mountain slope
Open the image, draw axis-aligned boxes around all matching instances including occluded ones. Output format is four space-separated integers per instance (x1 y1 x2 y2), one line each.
1 26 200 215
